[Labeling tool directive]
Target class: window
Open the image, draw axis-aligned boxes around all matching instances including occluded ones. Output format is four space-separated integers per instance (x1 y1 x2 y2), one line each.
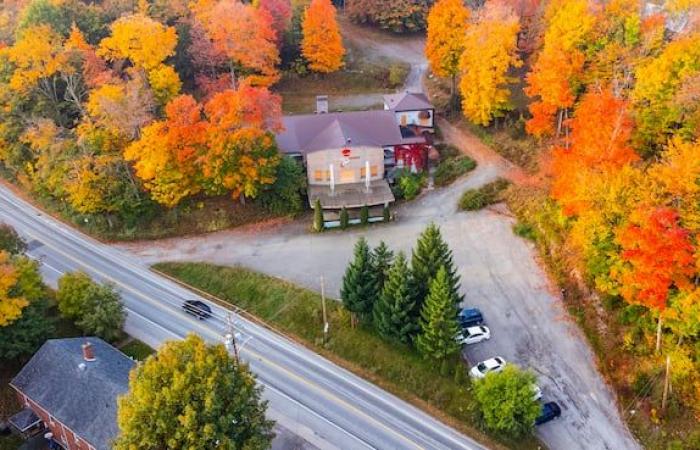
314 170 323 182
360 166 379 178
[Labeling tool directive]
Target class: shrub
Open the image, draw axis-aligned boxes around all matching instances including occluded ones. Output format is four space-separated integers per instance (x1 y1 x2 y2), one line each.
434 155 477 187
313 199 324 232
339 207 349 229
459 178 510 211
394 170 425 201
258 157 307 215
360 205 369 225
434 143 460 159
388 62 409 88
512 222 536 241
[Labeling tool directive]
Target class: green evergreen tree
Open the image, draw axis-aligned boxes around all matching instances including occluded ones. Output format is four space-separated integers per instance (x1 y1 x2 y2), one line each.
415 266 461 361
340 237 377 325
410 223 463 317
370 241 394 292
360 204 369 225
339 207 349 229
313 199 324 232
373 252 419 344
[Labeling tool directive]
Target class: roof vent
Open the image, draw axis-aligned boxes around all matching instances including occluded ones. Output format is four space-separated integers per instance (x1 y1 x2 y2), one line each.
82 342 95 362
78 363 86 371
346 138 352 145
316 95 328 114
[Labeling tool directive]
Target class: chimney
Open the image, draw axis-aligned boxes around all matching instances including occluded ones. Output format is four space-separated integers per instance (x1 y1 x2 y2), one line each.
82 342 96 362
316 95 328 114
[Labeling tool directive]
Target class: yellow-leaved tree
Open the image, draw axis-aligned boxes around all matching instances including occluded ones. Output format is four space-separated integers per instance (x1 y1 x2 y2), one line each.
301 0 345 73
425 0 470 102
5 24 68 97
114 334 274 450
459 3 521 126
98 14 178 71
0 251 29 327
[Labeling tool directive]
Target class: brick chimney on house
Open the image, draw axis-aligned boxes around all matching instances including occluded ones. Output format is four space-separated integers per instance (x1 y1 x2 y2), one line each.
82 342 96 362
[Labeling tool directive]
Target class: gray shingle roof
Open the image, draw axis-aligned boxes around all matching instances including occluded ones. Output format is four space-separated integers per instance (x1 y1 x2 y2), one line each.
383 92 433 111
276 110 424 155
10 337 135 450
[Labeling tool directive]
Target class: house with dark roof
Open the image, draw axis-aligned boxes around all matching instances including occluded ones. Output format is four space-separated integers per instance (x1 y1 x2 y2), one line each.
383 91 435 131
275 94 434 224
9 338 135 450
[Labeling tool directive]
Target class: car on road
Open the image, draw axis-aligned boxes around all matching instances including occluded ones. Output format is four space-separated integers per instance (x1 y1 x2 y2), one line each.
182 300 212 320
535 401 561 425
455 326 491 345
458 308 483 328
469 357 506 378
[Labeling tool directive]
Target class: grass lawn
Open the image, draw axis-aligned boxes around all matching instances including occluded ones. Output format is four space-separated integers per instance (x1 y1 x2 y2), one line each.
7 183 288 242
119 340 154 361
154 262 544 450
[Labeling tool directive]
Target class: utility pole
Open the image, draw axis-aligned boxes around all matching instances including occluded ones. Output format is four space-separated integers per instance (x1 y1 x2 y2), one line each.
225 312 239 362
661 355 671 413
321 276 329 344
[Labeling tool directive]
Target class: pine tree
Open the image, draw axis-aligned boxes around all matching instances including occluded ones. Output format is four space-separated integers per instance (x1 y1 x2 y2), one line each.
360 204 369 225
339 206 349 229
313 199 324 231
371 241 394 293
340 237 377 325
410 223 463 317
416 266 461 361
373 252 419 344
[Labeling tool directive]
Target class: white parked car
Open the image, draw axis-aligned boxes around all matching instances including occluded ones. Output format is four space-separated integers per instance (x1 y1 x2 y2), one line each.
532 384 542 401
469 357 506 379
455 326 491 345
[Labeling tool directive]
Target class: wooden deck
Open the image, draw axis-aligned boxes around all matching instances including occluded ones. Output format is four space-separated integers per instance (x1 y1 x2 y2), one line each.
308 180 395 209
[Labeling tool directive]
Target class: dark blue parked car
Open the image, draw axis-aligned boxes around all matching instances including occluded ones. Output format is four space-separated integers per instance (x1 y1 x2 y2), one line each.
458 308 484 328
535 401 561 425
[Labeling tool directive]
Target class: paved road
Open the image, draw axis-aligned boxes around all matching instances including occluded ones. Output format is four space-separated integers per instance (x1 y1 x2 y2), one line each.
0 184 488 450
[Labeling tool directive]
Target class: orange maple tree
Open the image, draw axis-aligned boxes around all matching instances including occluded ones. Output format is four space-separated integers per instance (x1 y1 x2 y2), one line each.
192 0 280 87
301 0 345 73
617 207 695 311
551 88 638 215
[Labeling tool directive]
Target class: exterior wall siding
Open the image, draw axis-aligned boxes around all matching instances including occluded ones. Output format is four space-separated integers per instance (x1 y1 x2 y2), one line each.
306 146 385 186
394 110 434 129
